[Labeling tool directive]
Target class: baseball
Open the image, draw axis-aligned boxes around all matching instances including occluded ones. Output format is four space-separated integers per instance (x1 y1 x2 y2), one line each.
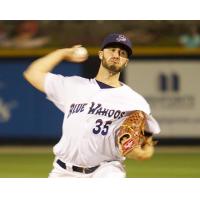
74 47 88 57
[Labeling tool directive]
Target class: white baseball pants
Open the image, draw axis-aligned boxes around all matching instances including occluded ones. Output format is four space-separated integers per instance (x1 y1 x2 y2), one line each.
49 158 126 178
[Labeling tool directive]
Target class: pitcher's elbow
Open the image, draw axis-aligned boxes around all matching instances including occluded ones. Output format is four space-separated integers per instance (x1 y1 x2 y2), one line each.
23 70 29 81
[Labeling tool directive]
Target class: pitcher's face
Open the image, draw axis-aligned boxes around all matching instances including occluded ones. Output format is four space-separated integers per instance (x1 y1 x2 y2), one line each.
99 46 129 74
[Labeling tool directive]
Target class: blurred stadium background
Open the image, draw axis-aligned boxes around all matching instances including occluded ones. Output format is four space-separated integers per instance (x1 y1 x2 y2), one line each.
0 20 200 177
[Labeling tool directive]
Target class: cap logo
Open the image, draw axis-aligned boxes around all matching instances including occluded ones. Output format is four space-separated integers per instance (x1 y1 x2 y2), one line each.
116 35 126 42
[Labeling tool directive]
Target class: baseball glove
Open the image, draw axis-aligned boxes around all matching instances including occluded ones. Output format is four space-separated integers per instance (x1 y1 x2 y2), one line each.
116 110 156 157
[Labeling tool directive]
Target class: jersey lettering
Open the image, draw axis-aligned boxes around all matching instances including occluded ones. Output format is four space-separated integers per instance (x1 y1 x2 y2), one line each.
88 102 102 114
88 102 126 119
108 110 115 117
67 103 87 118
67 102 126 120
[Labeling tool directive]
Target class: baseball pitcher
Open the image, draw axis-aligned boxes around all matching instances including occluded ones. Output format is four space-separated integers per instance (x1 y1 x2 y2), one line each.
23 33 160 178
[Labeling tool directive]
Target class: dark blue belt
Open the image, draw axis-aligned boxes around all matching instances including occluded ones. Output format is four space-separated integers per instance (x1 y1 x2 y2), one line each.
56 159 99 174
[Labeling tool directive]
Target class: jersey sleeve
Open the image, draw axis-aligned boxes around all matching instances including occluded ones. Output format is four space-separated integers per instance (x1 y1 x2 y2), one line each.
128 89 151 115
44 72 70 112
124 86 160 134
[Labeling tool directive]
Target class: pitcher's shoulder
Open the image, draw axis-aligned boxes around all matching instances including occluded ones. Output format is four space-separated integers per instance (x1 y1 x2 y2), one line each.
124 84 148 101
61 75 91 85
123 84 150 111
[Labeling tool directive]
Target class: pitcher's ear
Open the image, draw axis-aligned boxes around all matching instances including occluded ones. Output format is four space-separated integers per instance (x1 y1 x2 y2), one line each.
99 51 103 60
125 59 129 67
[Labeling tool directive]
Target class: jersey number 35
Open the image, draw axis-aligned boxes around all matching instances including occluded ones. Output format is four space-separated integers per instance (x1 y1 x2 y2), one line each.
93 119 112 136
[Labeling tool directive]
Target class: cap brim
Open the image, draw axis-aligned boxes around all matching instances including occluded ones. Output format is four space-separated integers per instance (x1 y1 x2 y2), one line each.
101 42 132 57
145 114 160 134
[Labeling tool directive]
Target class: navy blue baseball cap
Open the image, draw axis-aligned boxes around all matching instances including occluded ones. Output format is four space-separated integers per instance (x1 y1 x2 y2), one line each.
101 33 133 57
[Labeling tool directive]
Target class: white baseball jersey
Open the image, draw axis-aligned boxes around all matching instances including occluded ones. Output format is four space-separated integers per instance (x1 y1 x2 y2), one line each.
44 72 160 167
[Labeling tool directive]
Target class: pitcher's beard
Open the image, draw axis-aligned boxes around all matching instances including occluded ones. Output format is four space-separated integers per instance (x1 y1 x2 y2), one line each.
102 58 126 74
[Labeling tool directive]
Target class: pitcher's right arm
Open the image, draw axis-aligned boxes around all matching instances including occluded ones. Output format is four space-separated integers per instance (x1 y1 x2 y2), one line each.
23 46 88 92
